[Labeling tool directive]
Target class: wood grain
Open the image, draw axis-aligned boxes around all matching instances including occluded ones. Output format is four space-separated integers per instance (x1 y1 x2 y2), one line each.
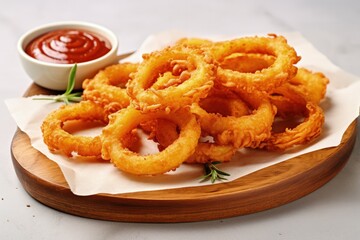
11 83 357 222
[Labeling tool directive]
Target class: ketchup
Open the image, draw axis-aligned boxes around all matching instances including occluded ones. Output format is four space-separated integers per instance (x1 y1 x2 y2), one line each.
25 29 111 64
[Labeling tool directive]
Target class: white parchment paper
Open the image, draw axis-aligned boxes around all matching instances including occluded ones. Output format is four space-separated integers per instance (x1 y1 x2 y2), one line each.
6 32 360 196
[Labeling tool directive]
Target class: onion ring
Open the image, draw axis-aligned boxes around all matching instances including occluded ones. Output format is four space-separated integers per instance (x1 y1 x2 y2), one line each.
101 107 201 175
82 63 138 112
41 101 140 157
263 82 325 150
127 46 215 112
260 102 324 151
41 101 108 157
148 117 238 164
192 90 276 148
211 34 301 92
287 68 329 104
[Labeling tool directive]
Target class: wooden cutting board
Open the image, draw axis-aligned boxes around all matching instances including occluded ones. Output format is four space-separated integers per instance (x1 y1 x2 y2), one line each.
11 83 357 223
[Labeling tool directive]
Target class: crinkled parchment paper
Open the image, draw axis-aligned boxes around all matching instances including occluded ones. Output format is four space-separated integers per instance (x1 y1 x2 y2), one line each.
6 31 360 196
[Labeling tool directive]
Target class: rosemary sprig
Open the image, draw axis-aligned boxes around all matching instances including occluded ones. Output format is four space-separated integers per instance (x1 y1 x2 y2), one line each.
200 161 230 183
33 64 82 104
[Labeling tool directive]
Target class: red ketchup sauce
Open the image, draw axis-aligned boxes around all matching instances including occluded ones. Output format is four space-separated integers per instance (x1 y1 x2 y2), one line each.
25 29 111 64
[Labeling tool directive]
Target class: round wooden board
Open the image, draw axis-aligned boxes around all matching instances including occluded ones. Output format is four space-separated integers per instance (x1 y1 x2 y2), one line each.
11 83 357 223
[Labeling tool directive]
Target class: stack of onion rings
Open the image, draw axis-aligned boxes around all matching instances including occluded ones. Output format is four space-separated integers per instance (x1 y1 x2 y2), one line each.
41 33 329 176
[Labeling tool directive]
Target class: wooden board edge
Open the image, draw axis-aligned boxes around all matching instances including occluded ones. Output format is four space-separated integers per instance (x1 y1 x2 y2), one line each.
10 120 357 222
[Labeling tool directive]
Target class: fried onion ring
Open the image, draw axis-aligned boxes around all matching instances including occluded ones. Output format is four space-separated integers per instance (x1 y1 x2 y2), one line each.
41 101 108 157
260 102 325 151
101 107 201 175
212 34 301 92
192 90 276 148
148 117 238 164
127 46 215 112
82 63 138 112
287 68 329 104
263 82 325 150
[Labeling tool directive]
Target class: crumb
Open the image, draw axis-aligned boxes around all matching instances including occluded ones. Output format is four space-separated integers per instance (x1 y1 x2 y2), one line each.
1 198 3 200
32 215 35 217
26 204 30 207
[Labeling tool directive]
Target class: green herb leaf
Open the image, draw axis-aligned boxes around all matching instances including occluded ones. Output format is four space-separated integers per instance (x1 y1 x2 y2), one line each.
65 64 77 95
33 64 82 105
200 161 230 183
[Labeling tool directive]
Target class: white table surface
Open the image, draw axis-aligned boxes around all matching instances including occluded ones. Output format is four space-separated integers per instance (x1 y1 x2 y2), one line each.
1 0 359 239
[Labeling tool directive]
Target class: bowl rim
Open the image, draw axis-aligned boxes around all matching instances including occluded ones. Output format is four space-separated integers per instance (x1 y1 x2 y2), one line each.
17 21 119 68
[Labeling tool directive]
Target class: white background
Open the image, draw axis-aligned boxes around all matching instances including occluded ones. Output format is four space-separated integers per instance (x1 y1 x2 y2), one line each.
1 0 359 239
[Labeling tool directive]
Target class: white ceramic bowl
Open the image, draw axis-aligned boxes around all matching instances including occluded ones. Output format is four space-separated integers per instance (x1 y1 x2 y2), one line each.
17 21 119 90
